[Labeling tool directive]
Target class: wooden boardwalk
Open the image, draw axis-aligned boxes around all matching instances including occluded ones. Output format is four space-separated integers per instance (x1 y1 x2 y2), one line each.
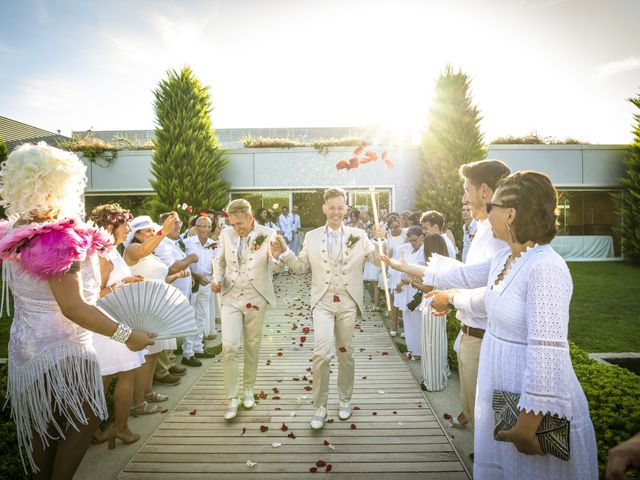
119 273 470 480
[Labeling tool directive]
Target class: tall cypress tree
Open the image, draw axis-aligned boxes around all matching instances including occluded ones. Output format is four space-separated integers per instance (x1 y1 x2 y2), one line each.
617 91 640 263
415 65 487 248
150 67 229 222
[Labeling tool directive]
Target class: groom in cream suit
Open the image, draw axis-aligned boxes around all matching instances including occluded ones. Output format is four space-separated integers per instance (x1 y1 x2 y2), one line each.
272 188 386 429
212 199 283 420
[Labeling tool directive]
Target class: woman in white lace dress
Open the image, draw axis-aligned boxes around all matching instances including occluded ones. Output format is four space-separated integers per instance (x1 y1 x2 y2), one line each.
0 143 154 478
384 171 597 479
124 215 189 412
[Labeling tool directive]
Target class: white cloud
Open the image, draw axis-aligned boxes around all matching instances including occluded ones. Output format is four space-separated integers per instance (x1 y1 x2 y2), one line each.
597 57 640 79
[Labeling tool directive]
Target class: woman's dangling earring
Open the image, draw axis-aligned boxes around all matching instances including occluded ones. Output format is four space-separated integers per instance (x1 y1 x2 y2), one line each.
506 222 516 243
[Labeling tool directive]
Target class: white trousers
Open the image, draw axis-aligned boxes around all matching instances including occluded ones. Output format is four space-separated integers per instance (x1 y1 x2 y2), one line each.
312 292 357 409
221 292 267 399
420 306 449 392
183 285 210 358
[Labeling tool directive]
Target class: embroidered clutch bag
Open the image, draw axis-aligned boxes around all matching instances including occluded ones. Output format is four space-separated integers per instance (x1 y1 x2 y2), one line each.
492 390 570 461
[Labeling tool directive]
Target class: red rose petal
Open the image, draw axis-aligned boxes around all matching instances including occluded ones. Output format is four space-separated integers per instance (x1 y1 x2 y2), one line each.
241 427 246 436
372 412 378 416
258 391 268 400
288 432 296 439
245 303 252 309
325 464 333 472
336 160 350 171
323 440 330 446
381 352 389 356
302 327 310 334
348 157 360 169
280 422 289 432
309 467 318 473
316 460 327 467
362 376 367 380
350 423 357 429
353 145 364 156
277 352 283 357
300 336 307 343
382 150 388 160
260 425 269 432
364 150 377 161
272 396 281 400
339 346 347 353
443 412 453 420
304 385 312 391
393 411 398 415
353 406 360 410
274 407 281 410
252 305 260 310
189 409 197 415
327 418 334 423
384 158 395 169
333 295 340 302
272 387 279 393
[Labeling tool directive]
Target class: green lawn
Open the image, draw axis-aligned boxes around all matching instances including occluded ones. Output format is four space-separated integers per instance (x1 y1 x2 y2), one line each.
568 262 640 352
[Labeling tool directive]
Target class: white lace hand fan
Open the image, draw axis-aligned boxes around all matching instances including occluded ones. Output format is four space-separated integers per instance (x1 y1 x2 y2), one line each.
97 281 197 340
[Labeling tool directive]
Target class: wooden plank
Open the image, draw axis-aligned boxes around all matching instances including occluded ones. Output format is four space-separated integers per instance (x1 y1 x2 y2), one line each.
119 273 469 480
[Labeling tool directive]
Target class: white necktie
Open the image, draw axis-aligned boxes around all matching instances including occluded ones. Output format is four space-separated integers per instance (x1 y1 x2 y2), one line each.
330 230 341 260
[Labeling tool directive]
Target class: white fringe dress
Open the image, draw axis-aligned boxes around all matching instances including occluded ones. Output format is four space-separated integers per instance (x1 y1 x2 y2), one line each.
0 219 110 472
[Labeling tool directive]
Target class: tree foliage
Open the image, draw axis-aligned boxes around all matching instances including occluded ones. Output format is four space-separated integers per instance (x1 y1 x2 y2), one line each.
0 136 8 163
617 91 640 263
416 65 487 247
150 67 229 223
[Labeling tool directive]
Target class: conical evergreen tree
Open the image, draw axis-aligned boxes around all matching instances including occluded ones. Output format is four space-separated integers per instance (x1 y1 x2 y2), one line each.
150 67 229 223
617 91 640 263
415 65 487 247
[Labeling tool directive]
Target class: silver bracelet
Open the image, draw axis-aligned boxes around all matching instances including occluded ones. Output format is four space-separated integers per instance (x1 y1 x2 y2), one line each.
110 323 133 343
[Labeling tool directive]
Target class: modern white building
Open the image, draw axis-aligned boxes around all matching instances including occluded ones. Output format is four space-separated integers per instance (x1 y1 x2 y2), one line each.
79 129 627 261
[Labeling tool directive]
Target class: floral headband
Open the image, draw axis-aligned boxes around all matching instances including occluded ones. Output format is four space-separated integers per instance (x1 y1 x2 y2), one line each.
107 212 133 224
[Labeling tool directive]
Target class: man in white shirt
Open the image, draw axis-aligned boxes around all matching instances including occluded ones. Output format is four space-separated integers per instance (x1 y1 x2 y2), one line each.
461 205 477 264
290 205 302 254
278 206 294 245
154 211 200 376
429 159 511 429
421 210 457 258
182 216 217 366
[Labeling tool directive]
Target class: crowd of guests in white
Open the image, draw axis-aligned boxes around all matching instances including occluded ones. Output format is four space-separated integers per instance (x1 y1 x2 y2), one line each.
0 142 638 479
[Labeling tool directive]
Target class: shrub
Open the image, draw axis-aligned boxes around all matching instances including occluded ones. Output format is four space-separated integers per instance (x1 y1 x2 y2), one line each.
491 132 587 144
570 342 640 478
241 136 303 148
57 133 119 164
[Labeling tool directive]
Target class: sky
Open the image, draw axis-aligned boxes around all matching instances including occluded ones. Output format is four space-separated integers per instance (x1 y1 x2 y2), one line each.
1 0 639 144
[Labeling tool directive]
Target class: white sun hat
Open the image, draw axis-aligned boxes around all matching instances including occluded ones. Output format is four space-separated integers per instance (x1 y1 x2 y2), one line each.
124 215 161 247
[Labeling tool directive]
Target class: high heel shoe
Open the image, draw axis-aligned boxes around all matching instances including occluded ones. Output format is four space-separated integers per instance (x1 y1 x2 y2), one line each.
107 424 141 449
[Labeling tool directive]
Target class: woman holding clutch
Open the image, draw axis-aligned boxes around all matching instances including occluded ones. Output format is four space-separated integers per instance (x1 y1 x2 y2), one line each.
0 143 155 478
383 171 597 479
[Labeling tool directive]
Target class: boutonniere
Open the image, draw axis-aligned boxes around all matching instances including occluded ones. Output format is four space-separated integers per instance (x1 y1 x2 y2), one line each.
204 242 217 250
346 234 360 251
252 234 267 252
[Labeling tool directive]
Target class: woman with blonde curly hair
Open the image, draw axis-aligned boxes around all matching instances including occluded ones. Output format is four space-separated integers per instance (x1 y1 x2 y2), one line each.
0 143 155 478
89 203 149 447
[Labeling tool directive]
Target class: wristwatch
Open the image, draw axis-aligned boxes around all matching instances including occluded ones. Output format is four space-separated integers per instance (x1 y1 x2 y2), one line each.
447 290 456 305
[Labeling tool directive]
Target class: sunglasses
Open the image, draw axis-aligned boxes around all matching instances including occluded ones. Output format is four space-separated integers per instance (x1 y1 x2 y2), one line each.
486 202 518 214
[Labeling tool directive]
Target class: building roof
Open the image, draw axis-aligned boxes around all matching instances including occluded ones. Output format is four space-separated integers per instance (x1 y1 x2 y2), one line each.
77 125 415 148
0 116 70 151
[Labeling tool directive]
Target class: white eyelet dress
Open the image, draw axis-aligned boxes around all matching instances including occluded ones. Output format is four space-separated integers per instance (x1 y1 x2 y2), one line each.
128 254 177 354
425 244 598 479
92 249 146 375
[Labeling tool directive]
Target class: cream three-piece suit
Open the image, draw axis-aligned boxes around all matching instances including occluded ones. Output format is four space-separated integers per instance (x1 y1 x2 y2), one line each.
215 223 282 399
282 225 381 409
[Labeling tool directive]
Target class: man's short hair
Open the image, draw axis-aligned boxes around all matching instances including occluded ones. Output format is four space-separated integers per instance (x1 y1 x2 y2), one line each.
459 159 511 191
406 225 424 238
227 199 252 217
196 215 212 226
420 210 445 229
323 187 347 202
158 211 178 224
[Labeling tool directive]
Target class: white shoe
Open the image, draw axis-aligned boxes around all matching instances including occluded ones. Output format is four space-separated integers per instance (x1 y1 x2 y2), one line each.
309 407 327 430
389 330 397 337
400 332 405 338
338 401 352 420
243 387 255 409
224 399 240 421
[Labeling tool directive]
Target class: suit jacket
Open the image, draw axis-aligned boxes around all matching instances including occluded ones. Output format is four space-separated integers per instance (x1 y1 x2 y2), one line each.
214 223 282 305
282 225 381 314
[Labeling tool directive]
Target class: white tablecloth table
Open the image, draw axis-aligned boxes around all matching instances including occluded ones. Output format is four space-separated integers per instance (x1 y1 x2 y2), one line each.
550 235 615 260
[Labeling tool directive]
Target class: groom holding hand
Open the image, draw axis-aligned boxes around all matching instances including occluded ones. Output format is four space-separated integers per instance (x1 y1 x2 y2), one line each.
271 188 386 429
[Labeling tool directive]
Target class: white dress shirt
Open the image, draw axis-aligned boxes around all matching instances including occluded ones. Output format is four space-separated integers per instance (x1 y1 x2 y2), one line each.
155 236 192 297
184 235 216 281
